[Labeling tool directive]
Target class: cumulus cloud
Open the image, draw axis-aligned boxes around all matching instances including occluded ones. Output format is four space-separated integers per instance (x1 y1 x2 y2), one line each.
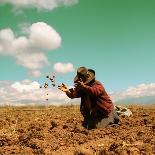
111 83 155 103
30 22 61 50
0 80 79 106
0 0 78 10
54 62 75 74
29 70 42 77
0 45 3 52
0 81 155 106
16 52 49 70
18 23 31 34
0 22 61 77
11 80 40 93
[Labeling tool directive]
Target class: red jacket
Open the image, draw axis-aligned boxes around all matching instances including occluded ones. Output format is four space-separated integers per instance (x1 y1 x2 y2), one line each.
66 80 113 116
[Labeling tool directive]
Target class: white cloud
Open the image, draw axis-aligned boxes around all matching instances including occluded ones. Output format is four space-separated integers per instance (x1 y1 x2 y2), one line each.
18 22 31 34
0 22 61 77
29 70 42 77
54 62 75 74
0 28 15 55
12 37 30 54
0 44 3 53
0 80 79 106
111 83 155 103
0 80 155 106
16 52 49 70
29 22 61 50
0 28 14 43
0 0 78 10
11 80 40 93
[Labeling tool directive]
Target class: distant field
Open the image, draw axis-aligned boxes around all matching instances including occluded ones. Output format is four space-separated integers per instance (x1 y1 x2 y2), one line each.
0 104 155 155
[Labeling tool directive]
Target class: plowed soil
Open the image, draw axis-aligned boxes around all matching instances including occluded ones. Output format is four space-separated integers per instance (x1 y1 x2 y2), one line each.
0 105 155 155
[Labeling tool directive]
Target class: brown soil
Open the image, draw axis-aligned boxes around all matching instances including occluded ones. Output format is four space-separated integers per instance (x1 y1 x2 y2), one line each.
0 105 155 155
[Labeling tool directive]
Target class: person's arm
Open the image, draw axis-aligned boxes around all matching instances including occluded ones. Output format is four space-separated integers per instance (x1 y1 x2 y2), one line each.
83 83 103 96
58 83 81 99
66 88 81 99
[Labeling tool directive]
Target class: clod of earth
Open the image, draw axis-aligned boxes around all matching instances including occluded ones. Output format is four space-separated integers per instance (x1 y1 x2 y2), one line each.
50 78 54 82
50 120 57 130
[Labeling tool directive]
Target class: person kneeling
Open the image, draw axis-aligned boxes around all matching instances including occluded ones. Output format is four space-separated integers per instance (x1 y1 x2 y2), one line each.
58 67 120 129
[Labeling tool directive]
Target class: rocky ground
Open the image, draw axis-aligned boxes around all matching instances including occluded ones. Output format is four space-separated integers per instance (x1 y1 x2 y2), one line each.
0 104 155 155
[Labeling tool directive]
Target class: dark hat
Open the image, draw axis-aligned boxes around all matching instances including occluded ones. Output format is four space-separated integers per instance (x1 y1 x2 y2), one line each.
74 67 95 84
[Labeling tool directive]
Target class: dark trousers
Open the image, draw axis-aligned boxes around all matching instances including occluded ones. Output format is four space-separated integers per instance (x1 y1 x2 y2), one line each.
82 108 120 129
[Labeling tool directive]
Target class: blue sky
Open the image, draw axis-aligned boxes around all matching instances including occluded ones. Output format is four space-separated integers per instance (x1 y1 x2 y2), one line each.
0 0 155 105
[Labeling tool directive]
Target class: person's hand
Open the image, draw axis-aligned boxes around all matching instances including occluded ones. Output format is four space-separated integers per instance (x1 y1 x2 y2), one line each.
58 83 69 92
74 78 85 90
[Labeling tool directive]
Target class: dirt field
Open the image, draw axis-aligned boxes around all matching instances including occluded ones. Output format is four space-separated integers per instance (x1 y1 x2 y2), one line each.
0 104 155 155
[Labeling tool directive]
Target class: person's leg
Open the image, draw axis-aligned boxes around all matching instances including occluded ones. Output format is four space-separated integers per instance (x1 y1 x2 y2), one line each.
113 108 121 124
95 107 121 128
82 108 121 129
82 116 96 129
82 117 89 129
96 110 114 128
